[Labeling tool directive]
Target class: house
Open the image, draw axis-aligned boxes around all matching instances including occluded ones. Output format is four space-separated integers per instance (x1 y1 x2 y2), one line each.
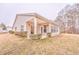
12 13 60 39
6 26 12 31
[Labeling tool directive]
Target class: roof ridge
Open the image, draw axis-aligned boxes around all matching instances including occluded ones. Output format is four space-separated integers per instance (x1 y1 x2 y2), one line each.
16 13 58 26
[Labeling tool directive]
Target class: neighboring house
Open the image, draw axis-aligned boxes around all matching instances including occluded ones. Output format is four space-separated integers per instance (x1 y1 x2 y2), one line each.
0 26 12 33
55 4 79 34
12 13 60 39
6 26 12 31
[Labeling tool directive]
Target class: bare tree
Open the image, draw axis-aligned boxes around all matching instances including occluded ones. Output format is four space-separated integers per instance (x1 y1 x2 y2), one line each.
55 4 79 34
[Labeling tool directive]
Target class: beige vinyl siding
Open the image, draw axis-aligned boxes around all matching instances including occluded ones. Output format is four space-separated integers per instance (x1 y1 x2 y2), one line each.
13 15 32 32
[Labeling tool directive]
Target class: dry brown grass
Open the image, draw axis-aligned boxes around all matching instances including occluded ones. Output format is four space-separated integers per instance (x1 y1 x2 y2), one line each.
0 33 79 55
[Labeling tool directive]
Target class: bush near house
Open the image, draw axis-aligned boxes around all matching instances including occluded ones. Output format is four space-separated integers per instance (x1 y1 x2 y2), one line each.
30 33 52 40
9 30 27 37
47 33 52 37
30 34 42 40
15 31 27 37
9 30 15 34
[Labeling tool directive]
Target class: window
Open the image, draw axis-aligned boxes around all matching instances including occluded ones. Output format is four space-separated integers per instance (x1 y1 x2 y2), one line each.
51 28 54 33
44 25 47 33
51 26 58 33
21 25 24 32
41 27 43 34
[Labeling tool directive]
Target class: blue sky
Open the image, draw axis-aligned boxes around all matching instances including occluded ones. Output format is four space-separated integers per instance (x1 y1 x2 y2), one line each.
0 3 69 26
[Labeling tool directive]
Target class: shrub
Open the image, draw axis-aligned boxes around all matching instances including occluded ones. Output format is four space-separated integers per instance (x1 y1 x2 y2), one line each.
21 32 27 37
30 34 42 40
30 34 37 40
15 31 27 37
9 30 15 34
37 34 42 39
47 33 51 37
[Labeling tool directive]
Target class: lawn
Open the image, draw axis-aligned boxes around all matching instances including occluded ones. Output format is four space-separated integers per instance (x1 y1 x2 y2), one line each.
0 33 79 55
